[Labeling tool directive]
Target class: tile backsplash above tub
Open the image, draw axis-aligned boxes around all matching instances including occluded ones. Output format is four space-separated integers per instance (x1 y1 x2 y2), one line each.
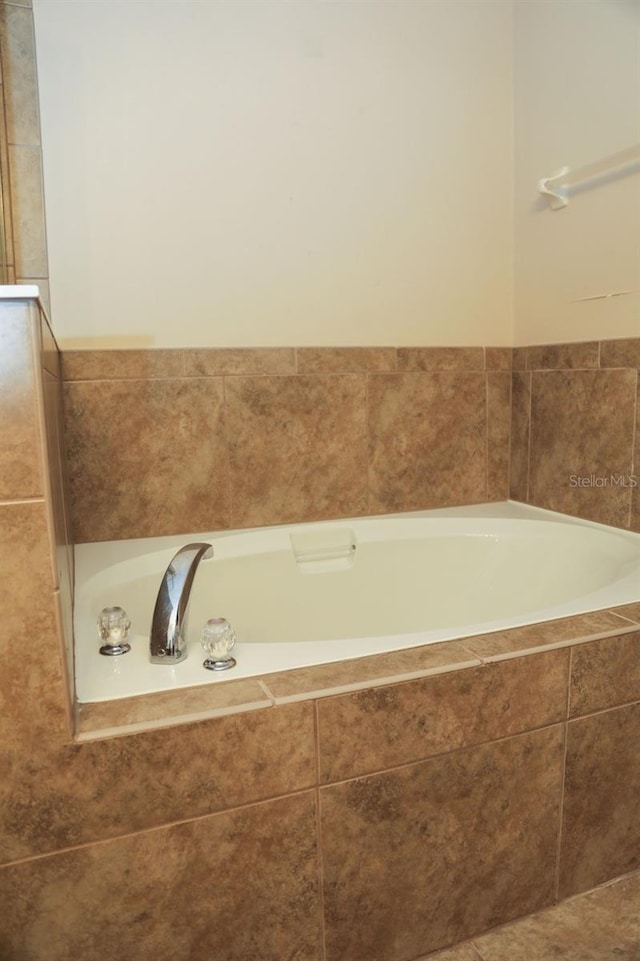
510 338 640 532
62 346 512 543
61 338 640 543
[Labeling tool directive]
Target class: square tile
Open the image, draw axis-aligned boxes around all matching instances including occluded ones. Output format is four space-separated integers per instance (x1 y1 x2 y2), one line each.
317 651 569 782
528 369 636 527
321 726 564 961
0 792 322 961
226 374 368 527
367 372 486 513
474 872 640 961
64 377 230 541
560 703 640 897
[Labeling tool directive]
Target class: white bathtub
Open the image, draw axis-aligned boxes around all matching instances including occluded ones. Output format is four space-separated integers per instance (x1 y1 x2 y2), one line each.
74 502 640 702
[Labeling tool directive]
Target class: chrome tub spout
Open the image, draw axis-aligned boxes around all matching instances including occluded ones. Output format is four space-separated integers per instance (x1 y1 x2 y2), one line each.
150 542 213 664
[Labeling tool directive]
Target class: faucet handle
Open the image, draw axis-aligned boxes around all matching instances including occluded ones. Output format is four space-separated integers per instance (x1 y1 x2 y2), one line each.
201 617 237 671
98 606 131 656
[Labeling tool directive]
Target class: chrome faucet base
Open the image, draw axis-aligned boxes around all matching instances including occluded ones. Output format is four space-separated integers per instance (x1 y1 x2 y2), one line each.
203 655 236 671
150 648 188 665
100 642 131 656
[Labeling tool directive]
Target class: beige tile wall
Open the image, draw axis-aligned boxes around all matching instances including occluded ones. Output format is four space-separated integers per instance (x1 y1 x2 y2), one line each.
62 346 513 543
2 613 640 958
0 0 50 302
3 310 639 961
510 339 640 531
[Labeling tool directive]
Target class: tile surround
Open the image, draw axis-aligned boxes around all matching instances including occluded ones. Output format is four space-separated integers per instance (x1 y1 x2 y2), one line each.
5 314 640 956
569 630 640 717
62 346 513 542
0 792 323 961
226 373 369 527
528 368 636 527
0 2 40 145
317 650 569 783
471 872 640 961
510 337 640 531
425 947 484 961
321 726 564 961
61 338 640 541
486 371 511 500
64 375 230 541
0 298 43 498
8 143 47 277
1 697 316 862
560 702 640 898
367 371 487 513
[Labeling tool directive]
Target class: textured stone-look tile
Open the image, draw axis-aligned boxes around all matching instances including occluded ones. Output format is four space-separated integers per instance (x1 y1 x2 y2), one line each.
512 347 527 370
64 377 230 542
509 371 530 501
474 873 640 961
0 299 43 498
0 3 40 144
9 143 47 277
632 377 640 532
421 945 482 961
0 792 322 961
184 347 296 376
600 337 640 369
1 699 315 861
40 308 60 376
226 374 368 527
296 347 396 373
526 342 600 370
42 370 74 702
487 372 511 500
397 347 484 371
261 640 480 704
321 727 564 961
367 372 486 513
318 651 568 782
528 369 636 527
570 631 640 717
0 501 70 757
610 601 640 623
62 348 184 381
485 347 513 371
76 677 273 737
463 610 633 660
560 703 640 897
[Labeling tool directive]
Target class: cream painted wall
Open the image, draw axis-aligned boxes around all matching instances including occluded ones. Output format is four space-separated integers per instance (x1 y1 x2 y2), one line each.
34 0 514 349
514 0 640 346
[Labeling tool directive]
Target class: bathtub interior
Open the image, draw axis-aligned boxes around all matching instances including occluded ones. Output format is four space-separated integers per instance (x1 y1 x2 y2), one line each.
73 502 640 703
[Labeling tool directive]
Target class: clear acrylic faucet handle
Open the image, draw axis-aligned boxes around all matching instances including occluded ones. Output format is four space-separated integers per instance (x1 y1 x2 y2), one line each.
98 606 131 656
201 617 237 671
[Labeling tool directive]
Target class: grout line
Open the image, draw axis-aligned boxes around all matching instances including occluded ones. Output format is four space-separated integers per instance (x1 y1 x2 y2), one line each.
0 784 318 871
568 694 640 725
221 374 235 528
629 369 638 529
0 495 45 506
257 678 276 705
463 864 640 956
320 719 566 789
525 369 532 503
312 703 328 961
554 671 572 901
506 367 513 499
484 372 489 501
364 371 373 515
